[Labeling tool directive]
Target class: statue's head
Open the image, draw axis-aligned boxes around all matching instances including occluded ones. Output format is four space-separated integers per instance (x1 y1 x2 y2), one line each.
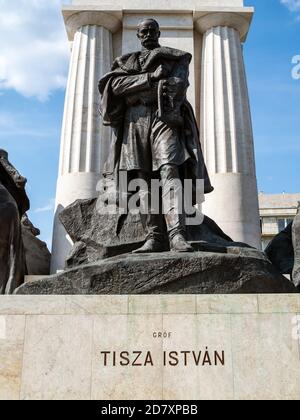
0 149 8 159
137 19 160 50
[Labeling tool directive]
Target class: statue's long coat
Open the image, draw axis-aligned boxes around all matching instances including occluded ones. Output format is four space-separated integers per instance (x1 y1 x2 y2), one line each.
99 46 213 197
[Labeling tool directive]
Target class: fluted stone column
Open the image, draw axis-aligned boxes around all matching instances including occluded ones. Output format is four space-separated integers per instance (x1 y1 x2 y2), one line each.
51 11 120 272
196 12 261 249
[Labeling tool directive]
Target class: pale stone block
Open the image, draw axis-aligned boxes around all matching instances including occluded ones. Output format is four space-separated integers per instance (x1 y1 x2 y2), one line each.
162 314 233 400
195 10 253 41
65 296 128 315
113 28 122 58
203 174 261 249
258 295 300 314
231 313 300 400
197 295 258 314
64 11 121 40
72 0 245 9
25 275 47 283
0 296 66 316
20 316 93 400
123 13 194 29
1 296 299 400
91 314 163 400
129 295 196 314
0 316 25 400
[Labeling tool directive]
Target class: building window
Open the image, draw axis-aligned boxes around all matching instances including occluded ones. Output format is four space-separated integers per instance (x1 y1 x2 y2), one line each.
277 218 293 232
277 219 286 232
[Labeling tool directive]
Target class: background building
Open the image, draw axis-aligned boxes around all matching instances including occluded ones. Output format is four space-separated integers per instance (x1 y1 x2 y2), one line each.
259 193 300 250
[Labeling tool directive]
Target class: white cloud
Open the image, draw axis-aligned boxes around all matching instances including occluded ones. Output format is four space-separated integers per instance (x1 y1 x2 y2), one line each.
0 111 14 128
34 198 55 214
281 0 300 12
0 0 71 101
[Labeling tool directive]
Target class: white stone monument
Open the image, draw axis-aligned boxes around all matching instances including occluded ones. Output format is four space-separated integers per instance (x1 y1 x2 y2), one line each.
1 295 300 400
51 0 261 272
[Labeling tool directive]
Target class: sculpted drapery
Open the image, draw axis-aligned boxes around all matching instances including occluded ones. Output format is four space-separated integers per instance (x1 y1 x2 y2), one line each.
0 150 29 294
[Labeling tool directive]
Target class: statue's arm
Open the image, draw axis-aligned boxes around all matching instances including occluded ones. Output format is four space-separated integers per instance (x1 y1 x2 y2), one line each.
170 55 190 86
111 73 152 97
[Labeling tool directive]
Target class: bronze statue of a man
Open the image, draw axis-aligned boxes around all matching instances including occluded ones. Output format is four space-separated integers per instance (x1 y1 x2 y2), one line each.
99 19 213 253
0 149 29 294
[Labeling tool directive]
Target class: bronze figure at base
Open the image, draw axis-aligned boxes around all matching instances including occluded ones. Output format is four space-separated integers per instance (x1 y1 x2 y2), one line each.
0 149 29 294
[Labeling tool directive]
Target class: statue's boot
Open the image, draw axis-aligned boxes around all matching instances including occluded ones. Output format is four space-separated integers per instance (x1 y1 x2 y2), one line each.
170 233 194 253
160 164 194 253
133 239 165 254
132 164 194 254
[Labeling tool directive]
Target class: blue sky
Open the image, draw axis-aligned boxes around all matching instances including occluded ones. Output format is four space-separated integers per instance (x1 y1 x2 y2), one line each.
0 0 299 247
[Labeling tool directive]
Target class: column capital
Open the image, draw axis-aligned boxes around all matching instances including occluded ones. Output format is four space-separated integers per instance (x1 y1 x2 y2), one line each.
62 6 123 41
194 7 254 42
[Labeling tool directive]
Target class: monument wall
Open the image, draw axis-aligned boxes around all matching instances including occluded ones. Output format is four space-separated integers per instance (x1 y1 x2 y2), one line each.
1 294 300 400
1 0 299 402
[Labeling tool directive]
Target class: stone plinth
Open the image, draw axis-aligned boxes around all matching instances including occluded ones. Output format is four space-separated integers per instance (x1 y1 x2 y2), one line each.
0 295 300 400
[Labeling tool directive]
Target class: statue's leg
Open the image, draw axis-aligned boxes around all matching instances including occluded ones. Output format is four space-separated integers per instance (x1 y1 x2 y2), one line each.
132 170 166 254
160 164 194 253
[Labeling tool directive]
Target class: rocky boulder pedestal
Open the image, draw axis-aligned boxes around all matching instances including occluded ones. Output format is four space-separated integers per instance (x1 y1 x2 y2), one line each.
15 198 297 295
15 247 295 295
22 215 51 275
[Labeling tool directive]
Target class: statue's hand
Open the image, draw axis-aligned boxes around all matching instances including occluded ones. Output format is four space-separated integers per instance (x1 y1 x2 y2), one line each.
150 64 169 82
162 77 187 97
